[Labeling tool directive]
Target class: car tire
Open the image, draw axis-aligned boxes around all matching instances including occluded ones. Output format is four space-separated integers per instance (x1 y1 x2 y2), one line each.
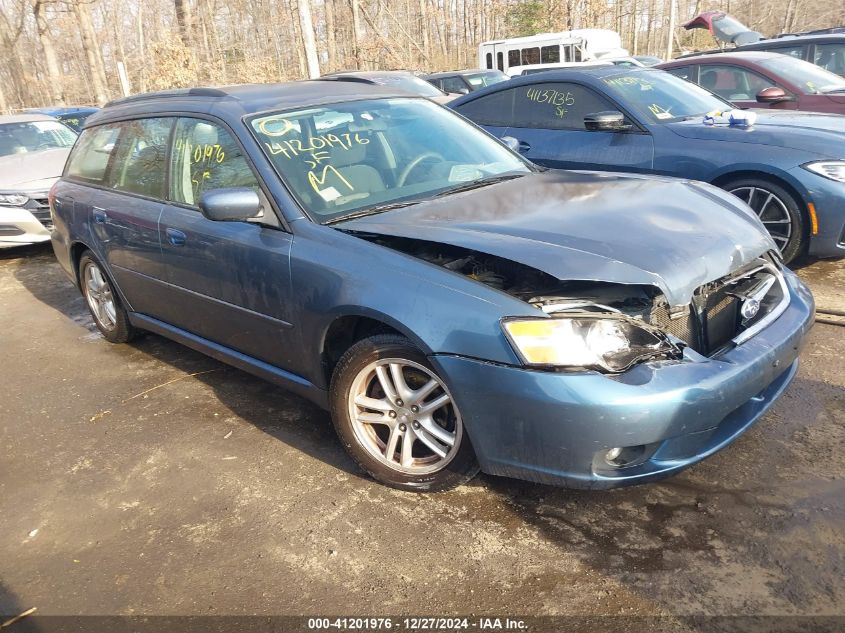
721 177 806 264
78 251 138 344
330 333 480 492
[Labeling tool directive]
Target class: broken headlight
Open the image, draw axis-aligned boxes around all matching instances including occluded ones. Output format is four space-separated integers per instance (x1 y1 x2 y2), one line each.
502 315 678 373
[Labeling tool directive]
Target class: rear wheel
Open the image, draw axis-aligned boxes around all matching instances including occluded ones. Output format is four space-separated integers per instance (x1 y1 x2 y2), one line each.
79 251 138 343
330 334 479 492
722 178 806 263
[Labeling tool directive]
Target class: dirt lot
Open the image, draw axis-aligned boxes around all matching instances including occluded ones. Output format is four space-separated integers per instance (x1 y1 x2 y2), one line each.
1 245 844 629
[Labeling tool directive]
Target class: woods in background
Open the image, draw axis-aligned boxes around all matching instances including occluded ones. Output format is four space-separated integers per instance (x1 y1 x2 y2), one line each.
1 0 844 111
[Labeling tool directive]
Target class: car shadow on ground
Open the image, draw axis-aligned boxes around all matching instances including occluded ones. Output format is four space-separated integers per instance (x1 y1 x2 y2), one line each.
7 244 368 486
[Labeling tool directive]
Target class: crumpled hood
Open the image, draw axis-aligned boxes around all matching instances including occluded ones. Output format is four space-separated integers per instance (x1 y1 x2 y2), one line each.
0 148 70 191
666 110 845 157
337 170 776 306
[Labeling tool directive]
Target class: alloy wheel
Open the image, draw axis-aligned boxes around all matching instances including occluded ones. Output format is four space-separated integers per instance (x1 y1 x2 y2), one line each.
729 185 793 252
83 262 117 331
347 358 462 475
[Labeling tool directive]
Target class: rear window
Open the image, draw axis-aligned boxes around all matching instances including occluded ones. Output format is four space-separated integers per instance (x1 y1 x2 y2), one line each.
64 124 120 184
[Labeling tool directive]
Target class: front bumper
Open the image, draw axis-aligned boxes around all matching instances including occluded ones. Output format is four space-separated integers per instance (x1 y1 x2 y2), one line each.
0 202 52 248
788 167 845 258
431 270 815 489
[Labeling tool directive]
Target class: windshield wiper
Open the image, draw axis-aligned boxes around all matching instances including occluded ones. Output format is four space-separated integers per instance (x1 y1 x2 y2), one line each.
433 172 527 198
324 199 424 225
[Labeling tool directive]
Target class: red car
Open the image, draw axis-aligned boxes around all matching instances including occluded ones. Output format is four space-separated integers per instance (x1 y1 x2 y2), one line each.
657 51 845 114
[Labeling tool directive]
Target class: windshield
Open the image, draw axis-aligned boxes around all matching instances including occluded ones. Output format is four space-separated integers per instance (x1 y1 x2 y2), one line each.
374 75 444 97
249 98 531 223
603 71 731 122
465 71 508 88
758 56 845 94
0 120 77 157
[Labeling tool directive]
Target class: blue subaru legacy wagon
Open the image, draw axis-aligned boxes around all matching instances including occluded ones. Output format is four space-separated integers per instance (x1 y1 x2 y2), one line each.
50 82 814 491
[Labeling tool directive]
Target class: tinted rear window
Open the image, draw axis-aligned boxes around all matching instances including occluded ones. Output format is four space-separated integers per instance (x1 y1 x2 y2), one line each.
64 124 121 184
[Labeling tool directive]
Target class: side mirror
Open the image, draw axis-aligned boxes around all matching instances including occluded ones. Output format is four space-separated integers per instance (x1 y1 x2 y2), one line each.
756 86 793 103
457 87 470 95
199 187 262 222
584 111 632 132
500 135 520 152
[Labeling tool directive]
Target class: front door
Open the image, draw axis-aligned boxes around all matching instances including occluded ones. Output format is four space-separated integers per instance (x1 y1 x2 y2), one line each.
155 117 299 372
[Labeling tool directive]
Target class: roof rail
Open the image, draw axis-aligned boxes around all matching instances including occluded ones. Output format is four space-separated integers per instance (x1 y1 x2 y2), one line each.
104 87 229 108
775 26 845 38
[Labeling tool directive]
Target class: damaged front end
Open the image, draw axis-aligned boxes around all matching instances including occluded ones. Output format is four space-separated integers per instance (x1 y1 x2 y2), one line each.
351 233 789 373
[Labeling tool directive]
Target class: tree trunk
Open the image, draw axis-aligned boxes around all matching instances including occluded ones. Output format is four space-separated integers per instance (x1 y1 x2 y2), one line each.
351 0 363 69
298 0 320 78
174 0 193 47
666 0 676 59
33 1 66 105
73 1 109 105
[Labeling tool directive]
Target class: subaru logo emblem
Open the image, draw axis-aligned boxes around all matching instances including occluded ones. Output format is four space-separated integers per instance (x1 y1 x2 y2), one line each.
741 298 761 319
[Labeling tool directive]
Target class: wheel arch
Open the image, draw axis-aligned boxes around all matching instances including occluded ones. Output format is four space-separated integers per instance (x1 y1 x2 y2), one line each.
70 240 93 288
319 311 434 389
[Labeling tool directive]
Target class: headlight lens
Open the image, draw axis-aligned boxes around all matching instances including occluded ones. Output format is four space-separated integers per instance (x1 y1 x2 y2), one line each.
0 194 30 206
804 161 845 183
502 316 678 373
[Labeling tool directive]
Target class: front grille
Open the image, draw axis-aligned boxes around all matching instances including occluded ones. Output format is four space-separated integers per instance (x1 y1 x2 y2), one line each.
648 257 787 356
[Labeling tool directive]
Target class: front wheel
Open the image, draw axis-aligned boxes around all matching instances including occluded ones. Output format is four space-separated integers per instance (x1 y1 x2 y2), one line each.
723 178 806 263
330 334 479 492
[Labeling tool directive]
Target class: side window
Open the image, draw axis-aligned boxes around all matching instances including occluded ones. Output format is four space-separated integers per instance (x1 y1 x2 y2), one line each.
496 52 504 71
541 45 560 63
665 65 694 81
508 49 520 68
512 82 616 131
442 76 469 93
108 118 173 198
814 43 845 75
768 45 806 60
699 65 775 100
521 47 540 65
64 124 121 184
169 118 260 207
563 45 573 62
453 89 517 127
486 52 493 70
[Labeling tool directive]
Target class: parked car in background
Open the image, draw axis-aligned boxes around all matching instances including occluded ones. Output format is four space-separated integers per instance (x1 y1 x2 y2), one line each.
0 113 77 248
51 83 813 492
658 52 845 114
318 71 458 103
681 13 845 77
633 55 664 66
424 69 508 94
450 66 845 262
26 106 99 132
508 61 612 76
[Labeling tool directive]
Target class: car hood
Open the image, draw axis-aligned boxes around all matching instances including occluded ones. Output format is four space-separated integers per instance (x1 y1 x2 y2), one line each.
666 110 845 156
337 170 776 306
0 148 70 191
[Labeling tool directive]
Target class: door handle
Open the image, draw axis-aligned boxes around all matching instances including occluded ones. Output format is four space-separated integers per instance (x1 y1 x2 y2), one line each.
92 208 107 224
517 140 531 153
166 228 187 246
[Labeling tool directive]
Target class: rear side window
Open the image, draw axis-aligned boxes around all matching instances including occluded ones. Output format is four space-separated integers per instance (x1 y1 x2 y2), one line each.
814 43 845 75
64 124 120 184
541 45 560 63
767 45 806 60
442 76 468 93
169 118 260 207
665 65 694 81
109 118 173 198
454 89 517 127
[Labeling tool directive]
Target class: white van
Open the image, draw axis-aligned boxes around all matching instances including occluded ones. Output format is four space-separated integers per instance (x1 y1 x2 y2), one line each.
478 29 628 75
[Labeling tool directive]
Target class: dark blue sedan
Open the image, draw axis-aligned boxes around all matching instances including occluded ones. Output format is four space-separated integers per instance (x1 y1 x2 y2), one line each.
450 66 845 263
51 82 813 491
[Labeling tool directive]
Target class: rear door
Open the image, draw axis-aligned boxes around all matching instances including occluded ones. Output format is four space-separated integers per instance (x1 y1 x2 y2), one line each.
66 118 172 315
155 116 299 372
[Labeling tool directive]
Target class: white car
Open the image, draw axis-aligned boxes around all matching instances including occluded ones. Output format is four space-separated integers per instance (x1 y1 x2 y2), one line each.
0 114 77 248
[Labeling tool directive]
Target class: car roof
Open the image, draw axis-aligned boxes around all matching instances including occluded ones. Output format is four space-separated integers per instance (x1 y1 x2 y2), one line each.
86 81 416 128
0 113 58 124
27 106 99 116
659 51 787 66
745 32 845 45
424 69 493 79
322 70 418 80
